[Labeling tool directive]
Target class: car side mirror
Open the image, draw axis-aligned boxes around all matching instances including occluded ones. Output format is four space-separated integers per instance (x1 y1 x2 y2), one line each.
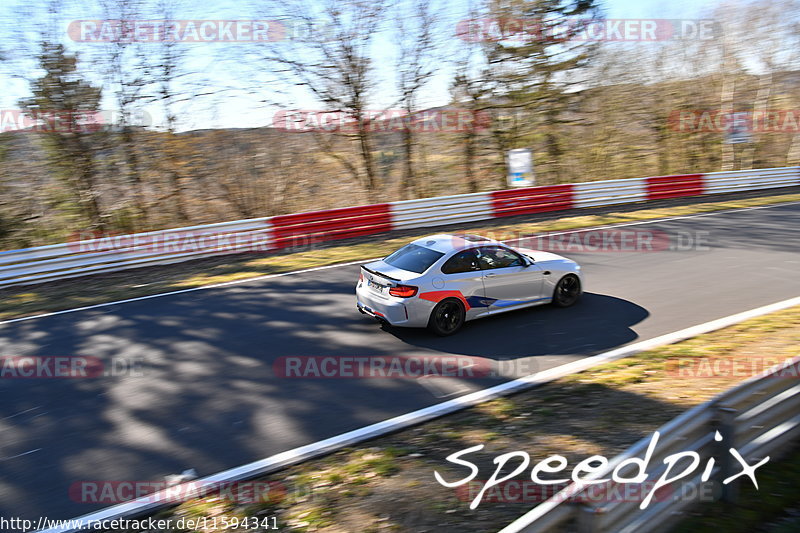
524 255 535 266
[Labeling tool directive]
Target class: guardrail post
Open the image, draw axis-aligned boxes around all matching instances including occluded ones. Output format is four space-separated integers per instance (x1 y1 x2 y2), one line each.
576 503 603 533
716 406 739 503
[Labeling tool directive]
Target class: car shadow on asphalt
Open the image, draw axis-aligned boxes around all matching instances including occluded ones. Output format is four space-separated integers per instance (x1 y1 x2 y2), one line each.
382 292 649 360
0 285 646 522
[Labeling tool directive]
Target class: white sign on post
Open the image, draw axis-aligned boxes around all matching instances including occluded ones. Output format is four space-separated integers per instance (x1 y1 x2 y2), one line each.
507 148 534 187
724 112 752 144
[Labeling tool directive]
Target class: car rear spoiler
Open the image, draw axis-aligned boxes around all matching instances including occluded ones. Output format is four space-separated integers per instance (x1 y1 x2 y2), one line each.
361 266 400 283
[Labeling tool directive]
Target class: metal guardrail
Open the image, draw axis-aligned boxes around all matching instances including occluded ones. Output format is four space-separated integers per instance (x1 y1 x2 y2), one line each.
389 191 495 230
703 167 799 194
572 177 647 208
0 218 274 286
0 166 798 288
499 356 800 533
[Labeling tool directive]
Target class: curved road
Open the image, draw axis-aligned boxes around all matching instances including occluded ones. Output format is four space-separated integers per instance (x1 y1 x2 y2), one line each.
1 202 799 522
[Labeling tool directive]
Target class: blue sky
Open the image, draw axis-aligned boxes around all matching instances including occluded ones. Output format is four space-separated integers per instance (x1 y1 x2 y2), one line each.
0 0 724 131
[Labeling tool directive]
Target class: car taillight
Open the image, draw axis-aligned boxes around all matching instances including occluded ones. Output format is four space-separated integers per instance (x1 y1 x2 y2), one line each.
389 284 418 298
358 272 364 283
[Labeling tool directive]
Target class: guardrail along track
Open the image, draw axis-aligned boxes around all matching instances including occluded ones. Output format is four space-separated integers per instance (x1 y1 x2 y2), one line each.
499 356 800 533
1 166 797 288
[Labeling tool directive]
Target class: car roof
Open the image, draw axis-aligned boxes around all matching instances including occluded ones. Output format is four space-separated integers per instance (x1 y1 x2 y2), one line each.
409 233 504 254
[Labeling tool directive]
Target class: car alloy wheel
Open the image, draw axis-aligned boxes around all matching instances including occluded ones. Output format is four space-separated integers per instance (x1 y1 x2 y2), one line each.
428 299 465 336
553 274 581 308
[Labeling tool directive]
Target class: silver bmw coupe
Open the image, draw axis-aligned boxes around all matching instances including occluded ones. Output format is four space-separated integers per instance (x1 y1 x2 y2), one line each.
356 233 583 335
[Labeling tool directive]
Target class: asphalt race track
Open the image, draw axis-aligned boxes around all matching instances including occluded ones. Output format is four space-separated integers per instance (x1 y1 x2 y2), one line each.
1 202 799 522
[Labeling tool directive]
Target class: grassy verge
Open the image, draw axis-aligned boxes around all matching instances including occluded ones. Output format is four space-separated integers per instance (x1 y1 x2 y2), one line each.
102 305 800 532
2 190 799 322
675 444 800 533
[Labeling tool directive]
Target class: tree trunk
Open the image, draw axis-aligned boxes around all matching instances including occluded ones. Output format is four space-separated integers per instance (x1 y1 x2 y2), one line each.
401 127 416 199
121 127 147 228
464 129 478 193
356 122 378 200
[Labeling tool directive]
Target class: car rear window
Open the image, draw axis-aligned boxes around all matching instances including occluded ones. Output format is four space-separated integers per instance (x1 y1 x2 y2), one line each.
383 243 445 274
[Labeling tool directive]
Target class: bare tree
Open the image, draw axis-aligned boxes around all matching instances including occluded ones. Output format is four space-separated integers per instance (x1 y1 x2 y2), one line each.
132 0 207 224
96 0 151 229
738 0 800 168
256 0 391 201
393 0 442 199
450 3 499 192
451 69 494 192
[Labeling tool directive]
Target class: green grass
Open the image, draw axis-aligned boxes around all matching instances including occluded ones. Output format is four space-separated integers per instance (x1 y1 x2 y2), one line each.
675 444 800 533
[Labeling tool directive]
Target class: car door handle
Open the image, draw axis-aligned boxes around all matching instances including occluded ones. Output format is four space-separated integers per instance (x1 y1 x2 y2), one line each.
484 273 497 278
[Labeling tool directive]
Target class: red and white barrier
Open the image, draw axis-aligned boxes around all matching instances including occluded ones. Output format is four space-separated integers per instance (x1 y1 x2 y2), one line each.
572 177 647 208
0 166 797 287
491 184 574 217
647 173 704 199
389 192 495 230
271 204 392 250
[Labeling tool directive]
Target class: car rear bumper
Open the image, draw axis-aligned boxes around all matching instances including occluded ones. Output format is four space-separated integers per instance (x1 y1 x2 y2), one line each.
355 284 430 327
357 301 390 324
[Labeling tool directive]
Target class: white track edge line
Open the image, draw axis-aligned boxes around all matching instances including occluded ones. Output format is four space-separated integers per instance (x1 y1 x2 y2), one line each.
38 294 800 532
0 258 381 325
5 198 799 327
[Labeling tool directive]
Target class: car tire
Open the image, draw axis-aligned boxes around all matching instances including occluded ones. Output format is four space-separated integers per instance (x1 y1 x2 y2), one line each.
552 274 581 308
427 298 466 336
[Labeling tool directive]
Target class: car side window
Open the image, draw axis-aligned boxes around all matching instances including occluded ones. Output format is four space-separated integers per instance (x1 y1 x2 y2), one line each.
477 246 525 270
441 249 481 274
